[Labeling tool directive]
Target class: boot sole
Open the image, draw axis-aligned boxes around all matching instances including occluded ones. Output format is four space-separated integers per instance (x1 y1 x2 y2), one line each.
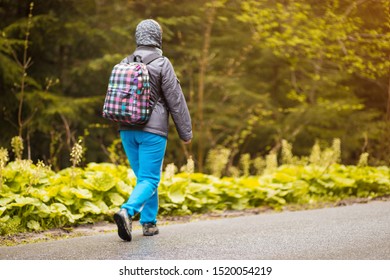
143 229 159 236
114 213 132 241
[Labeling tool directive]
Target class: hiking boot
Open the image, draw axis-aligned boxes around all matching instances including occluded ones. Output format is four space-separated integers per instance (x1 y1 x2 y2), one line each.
113 209 132 241
142 223 159 236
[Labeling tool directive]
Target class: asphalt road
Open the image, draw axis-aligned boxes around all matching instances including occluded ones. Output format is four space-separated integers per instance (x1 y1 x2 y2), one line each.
0 201 389 260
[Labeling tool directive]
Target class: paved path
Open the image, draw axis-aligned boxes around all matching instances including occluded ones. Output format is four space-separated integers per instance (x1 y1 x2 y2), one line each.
1 201 389 260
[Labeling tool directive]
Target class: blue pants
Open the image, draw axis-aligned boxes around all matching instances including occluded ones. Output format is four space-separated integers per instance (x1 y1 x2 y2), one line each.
120 130 167 225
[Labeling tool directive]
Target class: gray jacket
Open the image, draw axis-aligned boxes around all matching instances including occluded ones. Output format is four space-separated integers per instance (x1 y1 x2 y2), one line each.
119 46 192 142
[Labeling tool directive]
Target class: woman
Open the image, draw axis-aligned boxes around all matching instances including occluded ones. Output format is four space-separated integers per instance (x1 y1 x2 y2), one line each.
113 19 192 242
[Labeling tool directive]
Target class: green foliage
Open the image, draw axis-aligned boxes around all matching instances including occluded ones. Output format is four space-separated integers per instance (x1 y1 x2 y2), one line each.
236 0 390 164
1 155 389 235
0 0 389 171
0 160 135 234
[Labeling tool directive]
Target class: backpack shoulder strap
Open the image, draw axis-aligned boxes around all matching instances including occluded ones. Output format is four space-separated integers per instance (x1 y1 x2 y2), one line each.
144 53 163 106
125 54 135 63
142 53 162 65
125 53 162 64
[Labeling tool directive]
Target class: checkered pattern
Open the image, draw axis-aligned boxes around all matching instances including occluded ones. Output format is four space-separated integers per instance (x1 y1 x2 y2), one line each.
103 62 151 125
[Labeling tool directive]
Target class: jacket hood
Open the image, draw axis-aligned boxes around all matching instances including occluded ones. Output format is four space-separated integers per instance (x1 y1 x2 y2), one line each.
135 19 162 49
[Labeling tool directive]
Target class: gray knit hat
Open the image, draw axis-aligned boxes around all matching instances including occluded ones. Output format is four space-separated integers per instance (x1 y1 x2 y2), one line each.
135 19 162 49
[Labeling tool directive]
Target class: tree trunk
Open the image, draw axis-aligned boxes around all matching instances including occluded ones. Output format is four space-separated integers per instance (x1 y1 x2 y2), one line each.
387 67 390 121
197 3 216 172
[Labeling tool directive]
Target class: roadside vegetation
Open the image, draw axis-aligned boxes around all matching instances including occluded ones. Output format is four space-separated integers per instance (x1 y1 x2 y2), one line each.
1 137 389 236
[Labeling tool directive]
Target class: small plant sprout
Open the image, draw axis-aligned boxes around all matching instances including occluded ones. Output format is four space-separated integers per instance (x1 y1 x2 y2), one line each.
281 139 294 165
265 151 278 173
11 136 24 160
0 147 9 169
332 138 341 164
358 153 369 167
206 146 231 177
239 153 251 177
164 163 177 181
70 139 84 167
0 147 9 188
253 156 266 175
309 141 321 165
186 156 195 174
180 156 195 174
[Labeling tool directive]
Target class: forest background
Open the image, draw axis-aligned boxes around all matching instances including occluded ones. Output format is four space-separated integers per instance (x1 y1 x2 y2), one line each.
1 0 390 174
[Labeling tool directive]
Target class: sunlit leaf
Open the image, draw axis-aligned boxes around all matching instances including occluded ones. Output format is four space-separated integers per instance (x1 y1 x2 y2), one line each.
0 197 14 206
0 206 6 216
70 187 93 199
9 196 42 207
27 220 41 231
167 180 187 204
108 192 125 206
49 202 68 214
79 201 101 214
29 188 50 202
84 171 116 192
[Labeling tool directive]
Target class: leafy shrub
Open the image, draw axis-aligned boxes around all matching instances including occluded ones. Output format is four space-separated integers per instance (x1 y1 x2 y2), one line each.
1 158 389 235
0 161 134 234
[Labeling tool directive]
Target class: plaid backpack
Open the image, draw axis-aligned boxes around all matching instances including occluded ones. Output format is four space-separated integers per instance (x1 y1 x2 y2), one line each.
102 53 161 125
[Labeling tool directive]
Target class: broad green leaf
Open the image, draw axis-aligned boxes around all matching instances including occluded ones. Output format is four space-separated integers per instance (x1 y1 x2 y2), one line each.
0 206 6 216
33 203 51 218
187 182 208 193
59 185 75 199
317 179 335 188
189 173 211 183
239 177 261 189
55 196 75 206
108 192 125 206
70 187 93 199
84 171 116 192
109 206 121 213
66 213 84 223
79 201 101 214
333 177 356 187
0 197 14 206
85 163 130 180
27 220 42 231
50 202 68 212
231 198 250 210
267 196 286 205
115 180 132 196
186 194 200 202
159 203 179 211
94 200 109 213
46 183 62 197
0 215 10 222
28 188 50 202
273 171 297 183
167 180 187 204
9 196 42 207
223 187 244 198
